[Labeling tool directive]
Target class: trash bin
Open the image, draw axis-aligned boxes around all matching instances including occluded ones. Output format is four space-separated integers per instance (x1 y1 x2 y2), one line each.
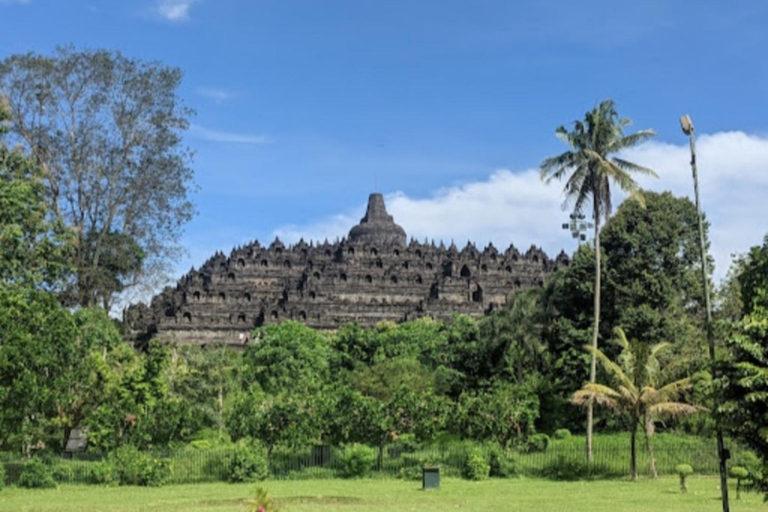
422 466 440 490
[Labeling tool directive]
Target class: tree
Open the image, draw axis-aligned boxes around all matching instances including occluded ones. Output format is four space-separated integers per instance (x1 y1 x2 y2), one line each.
0 101 73 289
572 327 701 480
243 322 331 395
540 99 656 461
0 46 195 311
719 234 768 498
601 191 709 347
0 285 79 454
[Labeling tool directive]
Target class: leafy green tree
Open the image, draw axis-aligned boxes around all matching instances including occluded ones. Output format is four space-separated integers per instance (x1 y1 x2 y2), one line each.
0 285 79 454
572 328 701 480
601 191 709 348
539 244 599 431
244 321 331 395
480 289 544 384
453 379 540 448
0 46 195 311
167 343 242 433
85 341 194 451
737 234 768 315
0 102 72 289
225 390 324 454
719 234 768 498
540 99 656 461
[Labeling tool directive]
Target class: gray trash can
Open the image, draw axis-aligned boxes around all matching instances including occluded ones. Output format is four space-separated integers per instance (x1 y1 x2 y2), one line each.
422 466 440 490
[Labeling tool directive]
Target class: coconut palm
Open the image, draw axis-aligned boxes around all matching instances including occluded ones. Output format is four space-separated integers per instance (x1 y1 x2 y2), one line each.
540 99 657 462
571 327 702 481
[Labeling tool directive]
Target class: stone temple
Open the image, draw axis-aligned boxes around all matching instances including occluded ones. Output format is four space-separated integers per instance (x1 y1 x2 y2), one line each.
125 193 568 347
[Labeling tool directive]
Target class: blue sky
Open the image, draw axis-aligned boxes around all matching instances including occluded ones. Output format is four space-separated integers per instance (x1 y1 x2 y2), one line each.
2 0 768 289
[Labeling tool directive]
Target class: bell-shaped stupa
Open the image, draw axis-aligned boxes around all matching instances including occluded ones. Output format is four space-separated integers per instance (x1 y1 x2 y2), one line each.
348 193 407 246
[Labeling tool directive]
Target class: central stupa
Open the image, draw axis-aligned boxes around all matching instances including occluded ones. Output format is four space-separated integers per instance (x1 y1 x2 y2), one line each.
348 193 407 246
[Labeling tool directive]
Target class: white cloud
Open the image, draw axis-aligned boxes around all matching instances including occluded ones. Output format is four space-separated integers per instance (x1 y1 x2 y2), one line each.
196 86 237 103
274 131 768 282
189 124 271 145
155 0 199 22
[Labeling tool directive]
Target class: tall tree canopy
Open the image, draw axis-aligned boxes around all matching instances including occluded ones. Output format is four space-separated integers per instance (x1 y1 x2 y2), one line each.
540 99 656 461
0 101 73 289
0 46 195 310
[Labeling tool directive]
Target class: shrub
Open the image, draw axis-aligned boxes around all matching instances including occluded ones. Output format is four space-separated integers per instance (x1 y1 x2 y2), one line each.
539 456 615 481
51 463 74 483
523 433 550 453
0 461 4 490
17 458 56 489
337 444 376 478
486 444 517 478
730 466 749 500
225 443 269 483
109 445 170 487
676 464 693 493
89 461 118 485
463 448 490 481
553 428 572 440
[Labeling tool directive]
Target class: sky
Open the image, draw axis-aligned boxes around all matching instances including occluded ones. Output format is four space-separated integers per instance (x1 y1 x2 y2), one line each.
2 0 768 290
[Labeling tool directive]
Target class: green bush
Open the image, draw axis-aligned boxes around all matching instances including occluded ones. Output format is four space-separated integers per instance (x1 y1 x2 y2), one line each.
109 445 170 487
337 444 376 478
51 463 74 483
225 443 269 483
524 433 550 453
463 448 490 481
486 445 517 478
539 455 614 481
553 428 572 440
676 464 693 493
17 458 56 489
88 460 118 485
0 461 5 490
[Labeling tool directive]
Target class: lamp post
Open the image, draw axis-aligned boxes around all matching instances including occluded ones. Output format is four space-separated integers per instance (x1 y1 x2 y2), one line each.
680 114 730 512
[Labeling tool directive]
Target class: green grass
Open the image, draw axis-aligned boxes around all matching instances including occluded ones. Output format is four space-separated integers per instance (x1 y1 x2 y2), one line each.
0 477 764 512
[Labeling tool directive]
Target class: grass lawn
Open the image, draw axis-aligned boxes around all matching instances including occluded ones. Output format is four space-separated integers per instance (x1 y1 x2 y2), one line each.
0 477 765 512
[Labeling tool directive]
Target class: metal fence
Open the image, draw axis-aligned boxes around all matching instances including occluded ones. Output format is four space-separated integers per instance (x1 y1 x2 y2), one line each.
1 439 732 486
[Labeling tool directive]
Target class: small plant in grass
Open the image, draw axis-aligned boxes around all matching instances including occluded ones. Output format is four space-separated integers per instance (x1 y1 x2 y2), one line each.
730 466 749 500
553 428 572 440
337 444 376 478
463 448 490 481
246 486 281 512
675 464 693 493
17 458 56 489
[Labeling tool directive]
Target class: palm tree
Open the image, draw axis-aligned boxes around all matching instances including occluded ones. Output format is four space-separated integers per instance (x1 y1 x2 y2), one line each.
540 99 657 462
572 327 702 480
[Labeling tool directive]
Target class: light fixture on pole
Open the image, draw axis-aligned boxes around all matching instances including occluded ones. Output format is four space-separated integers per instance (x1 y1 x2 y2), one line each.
562 212 593 242
680 113 730 512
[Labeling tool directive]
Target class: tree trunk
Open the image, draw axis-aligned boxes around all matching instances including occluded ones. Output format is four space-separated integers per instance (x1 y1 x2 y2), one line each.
644 413 658 479
587 198 601 464
630 422 638 482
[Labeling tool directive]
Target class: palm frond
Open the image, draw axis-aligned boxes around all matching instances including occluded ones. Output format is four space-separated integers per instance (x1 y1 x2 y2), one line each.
585 345 637 395
648 401 705 419
607 129 657 153
611 157 659 178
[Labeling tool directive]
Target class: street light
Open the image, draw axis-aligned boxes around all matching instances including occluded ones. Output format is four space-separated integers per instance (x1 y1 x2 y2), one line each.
562 212 593 242
681 113 730 512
